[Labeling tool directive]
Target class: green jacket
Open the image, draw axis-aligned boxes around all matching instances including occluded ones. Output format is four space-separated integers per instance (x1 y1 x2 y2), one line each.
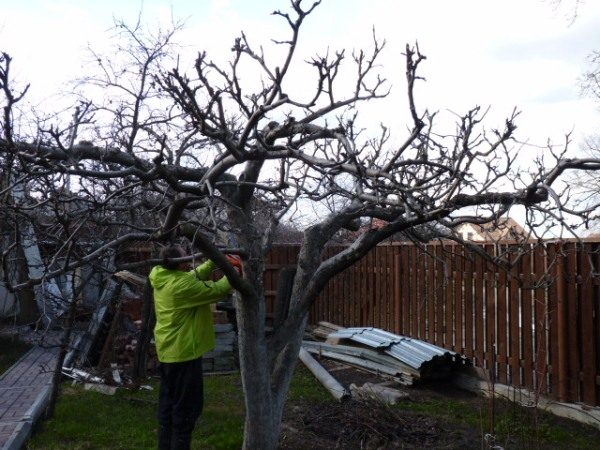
149 260 231 363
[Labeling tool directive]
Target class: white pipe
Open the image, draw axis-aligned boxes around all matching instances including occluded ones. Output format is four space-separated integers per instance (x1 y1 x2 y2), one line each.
299 347 349 401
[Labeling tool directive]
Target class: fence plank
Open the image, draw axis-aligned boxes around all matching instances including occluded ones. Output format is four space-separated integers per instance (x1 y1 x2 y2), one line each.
358 249 365 325
522 250 534 390
326 247 335 323
417 248 426 339
353 252 360 327
474 248 485 367
365 246 375 327
566 243 580 402
377 247 383 329
386 246 394 331
435 245 445 346
409 245 418 337
403 245 410 334
549 244 568 401
595 246 600 406
533 245 548 395
464 247 474 358
394 252 401 334
428 245 436 343
443 246 453 349
508 245 520 386
380 246 387 330
454 246 464 352
337 249 344 325
383 246 389 330
497 245 508 384
485 244 496 375
580 244 596 405
366 250 371 326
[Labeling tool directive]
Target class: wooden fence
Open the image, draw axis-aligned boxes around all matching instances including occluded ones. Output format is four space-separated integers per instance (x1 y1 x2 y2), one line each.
265 242 600 407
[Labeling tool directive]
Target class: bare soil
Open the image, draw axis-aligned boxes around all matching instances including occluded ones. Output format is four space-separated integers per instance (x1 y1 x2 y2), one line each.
279 359 600 450
279 359 482 449
280 398 481 450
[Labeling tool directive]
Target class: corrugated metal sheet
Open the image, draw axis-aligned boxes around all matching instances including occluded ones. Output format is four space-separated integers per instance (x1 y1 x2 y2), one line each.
327 327 465 370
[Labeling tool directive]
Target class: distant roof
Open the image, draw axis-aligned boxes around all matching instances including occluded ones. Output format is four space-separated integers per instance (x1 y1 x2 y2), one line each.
456 217 528 242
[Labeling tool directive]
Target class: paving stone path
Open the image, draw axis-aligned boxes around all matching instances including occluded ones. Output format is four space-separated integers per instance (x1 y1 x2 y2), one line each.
0 346 58 450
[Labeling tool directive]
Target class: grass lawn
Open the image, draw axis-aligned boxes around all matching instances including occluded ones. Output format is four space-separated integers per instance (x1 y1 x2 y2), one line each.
398 392 600 449
26 365 600 449
0 334 32 375
27 376 244 450
27 366 328 450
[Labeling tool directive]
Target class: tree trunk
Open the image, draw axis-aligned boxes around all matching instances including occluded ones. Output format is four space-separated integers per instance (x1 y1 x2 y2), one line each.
270 314 308 433
236 293 280 450
46 291 78 419
273 267 296 331
237 290 309 449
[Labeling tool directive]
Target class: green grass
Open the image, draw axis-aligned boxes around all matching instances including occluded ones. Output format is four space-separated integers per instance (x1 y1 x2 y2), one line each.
399 394 600 449
26 365 600 449
287 364 332 403
0 335 32 375
27 376 244 450
27 365 326 450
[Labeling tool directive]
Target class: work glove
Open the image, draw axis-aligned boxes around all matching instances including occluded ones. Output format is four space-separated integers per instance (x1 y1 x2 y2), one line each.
225 254 244 275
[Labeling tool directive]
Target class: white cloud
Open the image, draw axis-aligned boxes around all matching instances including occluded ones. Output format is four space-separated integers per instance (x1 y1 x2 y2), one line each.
0 0 598 153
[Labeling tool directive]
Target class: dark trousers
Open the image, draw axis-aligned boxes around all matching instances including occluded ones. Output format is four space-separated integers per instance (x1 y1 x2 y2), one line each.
158 357 204 450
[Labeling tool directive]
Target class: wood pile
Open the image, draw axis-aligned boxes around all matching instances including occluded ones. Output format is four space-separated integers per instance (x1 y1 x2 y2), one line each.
311 321 345 340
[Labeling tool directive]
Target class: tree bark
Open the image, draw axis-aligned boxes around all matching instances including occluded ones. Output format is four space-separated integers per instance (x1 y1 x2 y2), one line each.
46 289 78 419
273 267 296 331
132 278 155 381
237 293 280 450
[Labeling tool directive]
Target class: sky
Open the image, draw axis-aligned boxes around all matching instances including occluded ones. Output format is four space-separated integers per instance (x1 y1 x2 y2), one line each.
1 0 599 152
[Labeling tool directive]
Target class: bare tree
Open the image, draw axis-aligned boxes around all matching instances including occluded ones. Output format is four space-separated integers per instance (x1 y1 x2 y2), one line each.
564 50 600 230
3 1 600 448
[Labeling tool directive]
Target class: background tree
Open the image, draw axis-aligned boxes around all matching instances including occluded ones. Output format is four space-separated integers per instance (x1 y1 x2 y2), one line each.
2 1 600 448
563 49 600 230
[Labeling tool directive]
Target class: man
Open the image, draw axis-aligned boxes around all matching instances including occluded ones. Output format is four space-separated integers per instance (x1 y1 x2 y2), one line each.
149 245 242 450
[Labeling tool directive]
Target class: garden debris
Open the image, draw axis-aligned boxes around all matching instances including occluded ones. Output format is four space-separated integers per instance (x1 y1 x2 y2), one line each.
63 277 123 368
349 382 409 405
280 398 474 450
84 383 117 395
111 363 122 384
124 396 158 406
62 367 104 384
299 348 350 401
484 433 505 450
